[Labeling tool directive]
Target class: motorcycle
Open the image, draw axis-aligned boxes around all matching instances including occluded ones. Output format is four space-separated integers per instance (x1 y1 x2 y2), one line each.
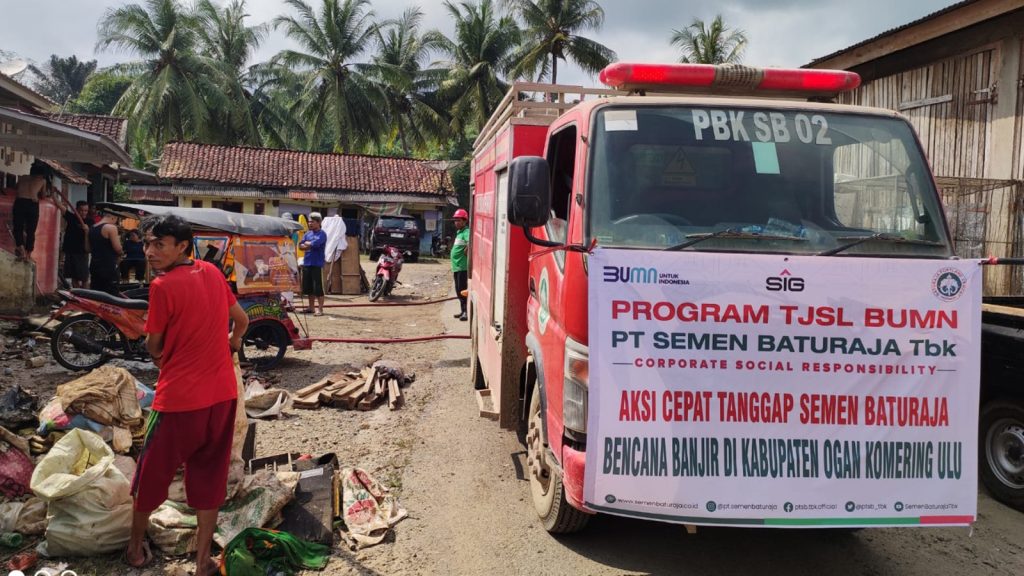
431 235 452 258
49 286 294 371
50 288 151 371
369 245 404 302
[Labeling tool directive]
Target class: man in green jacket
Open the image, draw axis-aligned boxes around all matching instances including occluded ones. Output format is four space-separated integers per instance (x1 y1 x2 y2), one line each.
451 209 470 321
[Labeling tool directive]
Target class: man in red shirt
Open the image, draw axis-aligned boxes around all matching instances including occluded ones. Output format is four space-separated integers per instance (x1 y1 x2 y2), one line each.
125 214 249 575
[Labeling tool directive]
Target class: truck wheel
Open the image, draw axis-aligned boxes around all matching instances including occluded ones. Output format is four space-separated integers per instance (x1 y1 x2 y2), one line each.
526 381 590 533
981 400 1024 510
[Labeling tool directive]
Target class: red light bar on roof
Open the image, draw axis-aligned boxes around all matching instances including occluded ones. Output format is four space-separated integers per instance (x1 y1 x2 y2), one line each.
599 63 861 96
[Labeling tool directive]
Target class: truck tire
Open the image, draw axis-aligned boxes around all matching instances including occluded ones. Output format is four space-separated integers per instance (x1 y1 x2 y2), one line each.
980 400 1024 511
526 381 590 533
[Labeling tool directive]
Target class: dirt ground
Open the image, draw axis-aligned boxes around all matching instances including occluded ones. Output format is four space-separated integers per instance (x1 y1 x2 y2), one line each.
2 259 1024 575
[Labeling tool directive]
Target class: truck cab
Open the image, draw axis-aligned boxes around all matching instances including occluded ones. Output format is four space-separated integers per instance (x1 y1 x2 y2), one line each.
470 64 975 533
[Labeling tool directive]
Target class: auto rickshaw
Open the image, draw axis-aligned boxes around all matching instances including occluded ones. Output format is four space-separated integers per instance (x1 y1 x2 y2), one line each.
49 202 311 371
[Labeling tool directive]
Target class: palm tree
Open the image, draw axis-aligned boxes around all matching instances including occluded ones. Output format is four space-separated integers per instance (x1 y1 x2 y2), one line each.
195 0 270 146
30 55 98 105
505 0 615 85
96 0 228 157
369 7 448 155
425 0 521 134
670 15 747 65
272 0 384 152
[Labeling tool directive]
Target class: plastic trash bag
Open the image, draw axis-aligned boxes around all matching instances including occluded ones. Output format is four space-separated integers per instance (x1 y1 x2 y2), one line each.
29 429 132 556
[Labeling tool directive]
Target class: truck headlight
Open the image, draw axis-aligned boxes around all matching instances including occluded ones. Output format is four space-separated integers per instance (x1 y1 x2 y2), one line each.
564 337 588 434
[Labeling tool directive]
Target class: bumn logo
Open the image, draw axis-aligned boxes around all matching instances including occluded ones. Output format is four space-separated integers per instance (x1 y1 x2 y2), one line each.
603 266 657 284
765 268 805 292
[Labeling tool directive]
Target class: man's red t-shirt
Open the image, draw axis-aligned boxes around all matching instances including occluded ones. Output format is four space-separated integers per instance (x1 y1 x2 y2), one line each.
145 259 239 412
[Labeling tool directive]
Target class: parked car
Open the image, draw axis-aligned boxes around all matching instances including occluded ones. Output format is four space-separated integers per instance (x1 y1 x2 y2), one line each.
370 215 421 262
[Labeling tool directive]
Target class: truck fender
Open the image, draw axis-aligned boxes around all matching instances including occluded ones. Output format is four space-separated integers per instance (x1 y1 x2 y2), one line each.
524 332 549 447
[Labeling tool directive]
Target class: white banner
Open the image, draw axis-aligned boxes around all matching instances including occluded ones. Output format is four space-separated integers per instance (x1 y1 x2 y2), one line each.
584 249 981 527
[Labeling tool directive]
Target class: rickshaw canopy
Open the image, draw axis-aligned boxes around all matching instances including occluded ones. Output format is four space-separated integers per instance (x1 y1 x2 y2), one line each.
97 202 303 236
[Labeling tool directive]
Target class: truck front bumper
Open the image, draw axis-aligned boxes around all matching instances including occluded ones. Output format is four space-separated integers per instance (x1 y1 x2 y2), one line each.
562 445 593 513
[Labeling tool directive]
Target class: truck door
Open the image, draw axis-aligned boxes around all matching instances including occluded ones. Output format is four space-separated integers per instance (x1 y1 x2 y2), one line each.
532 124 578 451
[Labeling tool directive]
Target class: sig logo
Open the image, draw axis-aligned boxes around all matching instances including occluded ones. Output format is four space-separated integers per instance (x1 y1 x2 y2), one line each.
765 269 804 292
603 266 657 284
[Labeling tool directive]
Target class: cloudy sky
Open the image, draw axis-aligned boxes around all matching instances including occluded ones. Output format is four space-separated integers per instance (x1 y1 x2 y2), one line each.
3 0 955 85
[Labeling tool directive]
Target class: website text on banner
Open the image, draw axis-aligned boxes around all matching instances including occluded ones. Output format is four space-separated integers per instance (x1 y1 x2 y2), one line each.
584 249 981 528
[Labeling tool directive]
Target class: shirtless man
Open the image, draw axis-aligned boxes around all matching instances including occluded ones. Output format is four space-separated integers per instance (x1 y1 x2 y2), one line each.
12 165 47 261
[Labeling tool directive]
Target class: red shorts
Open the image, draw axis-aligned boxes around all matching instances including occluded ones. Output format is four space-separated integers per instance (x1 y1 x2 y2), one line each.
131 399 236 512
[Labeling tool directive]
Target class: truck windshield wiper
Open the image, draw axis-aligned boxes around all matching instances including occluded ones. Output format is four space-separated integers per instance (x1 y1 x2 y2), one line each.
818 233 944 256
665 228 806 252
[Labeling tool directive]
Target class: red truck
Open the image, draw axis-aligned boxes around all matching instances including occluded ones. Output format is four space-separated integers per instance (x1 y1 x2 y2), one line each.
468 63 981 532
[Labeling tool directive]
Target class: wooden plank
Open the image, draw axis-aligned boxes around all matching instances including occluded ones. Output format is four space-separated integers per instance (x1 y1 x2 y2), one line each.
318 382 349 405
357 393 381 411
387 379 402 410
296 376 334 398
361 369 378 397
982 303 1024 318
331 380 368 409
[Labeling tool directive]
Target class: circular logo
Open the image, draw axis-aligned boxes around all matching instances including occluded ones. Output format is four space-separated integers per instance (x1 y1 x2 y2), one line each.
845 501 856 513
605 494 617 504
895 501 904 512
784 502 794 513
706 500 717 513
932 268 966 302
537 267 551 335
10 571 25 576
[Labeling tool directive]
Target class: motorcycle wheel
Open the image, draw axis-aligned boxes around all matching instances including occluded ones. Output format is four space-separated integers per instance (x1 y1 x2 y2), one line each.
238 321 289 370
50 314 121 371
369 274 386 302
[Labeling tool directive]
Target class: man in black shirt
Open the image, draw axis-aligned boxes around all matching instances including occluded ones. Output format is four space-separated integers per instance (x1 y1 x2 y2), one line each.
63 201 90 288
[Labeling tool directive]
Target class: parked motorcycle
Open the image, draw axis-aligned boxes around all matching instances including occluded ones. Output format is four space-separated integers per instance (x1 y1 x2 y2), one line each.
369 245 404 302
50 288 151 371
431 235 452 258
49 287 290 371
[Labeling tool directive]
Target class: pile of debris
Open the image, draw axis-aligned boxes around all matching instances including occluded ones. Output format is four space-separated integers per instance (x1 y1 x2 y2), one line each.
294 360 415 411
0 362 409 573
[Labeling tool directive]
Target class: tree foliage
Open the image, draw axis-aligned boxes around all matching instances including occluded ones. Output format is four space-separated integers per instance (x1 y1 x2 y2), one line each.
670 15 747 65
505 0 615 84
68 70 133 115
30 55 98 105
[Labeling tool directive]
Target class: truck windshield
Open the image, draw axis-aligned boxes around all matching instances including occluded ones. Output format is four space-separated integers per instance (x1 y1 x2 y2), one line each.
587 106 953 257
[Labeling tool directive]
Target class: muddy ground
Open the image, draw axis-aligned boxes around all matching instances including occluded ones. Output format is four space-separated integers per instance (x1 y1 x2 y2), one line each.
2 259 1023 575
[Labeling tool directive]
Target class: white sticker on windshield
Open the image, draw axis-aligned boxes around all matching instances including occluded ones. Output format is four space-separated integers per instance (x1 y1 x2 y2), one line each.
605 110 638 131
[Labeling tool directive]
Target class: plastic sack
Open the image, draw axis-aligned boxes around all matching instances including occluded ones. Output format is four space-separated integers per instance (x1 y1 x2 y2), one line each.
0 497 46 535
1 426 33 498
340 467 408 548
148 470 298 556
221 527 329 576
29 429 132 556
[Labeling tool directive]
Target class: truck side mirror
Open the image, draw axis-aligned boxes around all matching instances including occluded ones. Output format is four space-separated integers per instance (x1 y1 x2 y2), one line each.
508 156 551 228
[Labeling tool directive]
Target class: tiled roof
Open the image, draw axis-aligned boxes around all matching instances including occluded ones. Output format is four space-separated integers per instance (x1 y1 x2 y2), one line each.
159 142 454 196
39 158 90 185
45 113 128 147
